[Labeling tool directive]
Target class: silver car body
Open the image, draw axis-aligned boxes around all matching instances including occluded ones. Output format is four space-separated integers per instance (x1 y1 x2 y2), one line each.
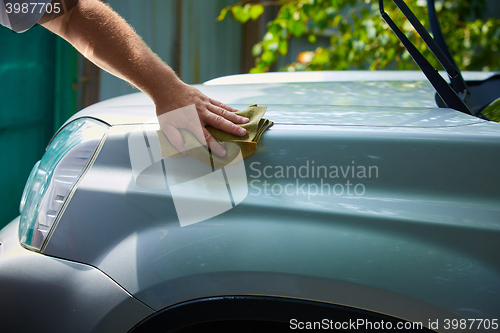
1 71 499 332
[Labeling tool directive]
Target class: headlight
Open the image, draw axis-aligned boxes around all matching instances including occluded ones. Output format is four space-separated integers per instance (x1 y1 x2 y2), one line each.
19 118 108 251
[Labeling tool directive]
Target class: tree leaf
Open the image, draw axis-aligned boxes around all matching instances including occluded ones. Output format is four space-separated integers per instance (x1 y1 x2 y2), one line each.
278 40 288 56
262 50 275 63
231 5 250 23
268 41 279 53
217 7 228 21
290 21 306 38
250 4 265 21
252 43 263 57
231 6 242 22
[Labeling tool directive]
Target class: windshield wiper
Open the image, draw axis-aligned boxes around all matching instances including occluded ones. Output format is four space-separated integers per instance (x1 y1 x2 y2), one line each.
427 0 469 99
379 0 473 116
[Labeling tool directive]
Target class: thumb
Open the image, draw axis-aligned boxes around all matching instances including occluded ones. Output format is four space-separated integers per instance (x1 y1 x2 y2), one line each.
162 124 187 155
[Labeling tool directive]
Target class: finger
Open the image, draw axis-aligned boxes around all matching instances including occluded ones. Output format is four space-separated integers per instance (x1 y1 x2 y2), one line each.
209 98 241 114
162 124 187 155
207 103 249 125
203 128 227 157
205 111 247 137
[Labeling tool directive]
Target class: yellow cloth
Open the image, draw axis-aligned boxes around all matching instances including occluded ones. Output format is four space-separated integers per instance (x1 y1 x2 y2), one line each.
156 105 273 168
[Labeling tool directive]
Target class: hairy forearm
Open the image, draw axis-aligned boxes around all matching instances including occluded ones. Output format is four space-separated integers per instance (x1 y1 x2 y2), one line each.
41 0 181 105
40 0 248 154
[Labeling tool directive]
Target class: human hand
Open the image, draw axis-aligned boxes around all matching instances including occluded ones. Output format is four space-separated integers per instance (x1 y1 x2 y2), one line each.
156 83 249 157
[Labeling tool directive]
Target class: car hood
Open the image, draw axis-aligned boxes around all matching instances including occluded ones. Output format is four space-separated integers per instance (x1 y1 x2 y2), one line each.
46 72 500 320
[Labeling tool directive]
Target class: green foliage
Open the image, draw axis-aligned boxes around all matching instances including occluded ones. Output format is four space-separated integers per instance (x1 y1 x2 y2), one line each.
219 0 500 73
482 97 500 122
218 3 264 23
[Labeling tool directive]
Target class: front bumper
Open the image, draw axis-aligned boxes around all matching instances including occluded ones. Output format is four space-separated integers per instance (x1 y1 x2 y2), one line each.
0 218 153 332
